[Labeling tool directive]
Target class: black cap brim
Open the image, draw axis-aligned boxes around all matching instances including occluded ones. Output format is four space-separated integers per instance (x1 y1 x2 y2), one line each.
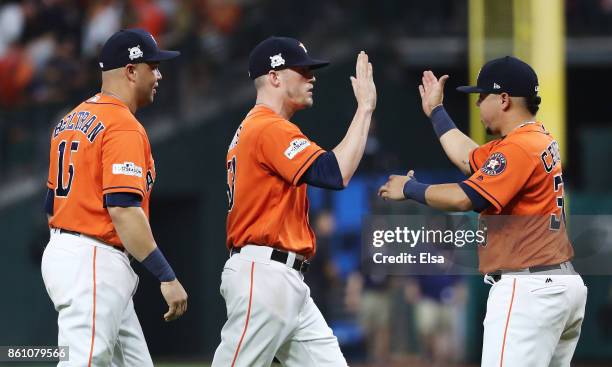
146 50 180 62
292 58 330 70
456 85 486 94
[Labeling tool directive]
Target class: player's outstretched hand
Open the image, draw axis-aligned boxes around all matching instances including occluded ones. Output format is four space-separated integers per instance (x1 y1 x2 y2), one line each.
419 71 449 118
160 279 188 322
350 51 377 112
378 170 414 201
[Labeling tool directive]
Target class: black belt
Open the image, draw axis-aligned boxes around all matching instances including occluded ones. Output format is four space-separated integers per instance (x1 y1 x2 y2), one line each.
59 228 81 237
231 247 310 273
55 228 126 253
491 263 562 282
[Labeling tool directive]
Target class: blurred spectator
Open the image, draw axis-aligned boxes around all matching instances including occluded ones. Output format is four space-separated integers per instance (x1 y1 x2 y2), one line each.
82 0 122 57
345 271 392 367
22 0 81 73
125 0 167 37
0 1 26 57
158 1 194 50
306 210 341 319
30 37 84 104
195 0 243 65
0 46 34 107
200 0 242 35
405 275 467 366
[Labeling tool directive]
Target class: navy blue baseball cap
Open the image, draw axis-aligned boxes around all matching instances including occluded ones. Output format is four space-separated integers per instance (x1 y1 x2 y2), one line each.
248 36 330 79
457 56 539 97
98 28 180 71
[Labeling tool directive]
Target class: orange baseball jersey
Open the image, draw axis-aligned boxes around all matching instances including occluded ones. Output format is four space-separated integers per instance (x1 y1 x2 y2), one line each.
47 94 156 247
226 105 325 258
464 122 574 273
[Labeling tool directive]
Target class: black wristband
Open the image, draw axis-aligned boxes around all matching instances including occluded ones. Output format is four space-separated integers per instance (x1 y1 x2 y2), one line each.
430 105 457 138
141 247 176 282
403 179 430 205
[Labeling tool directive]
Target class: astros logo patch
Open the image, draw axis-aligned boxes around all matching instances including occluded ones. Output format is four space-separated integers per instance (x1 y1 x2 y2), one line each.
481 152 507 176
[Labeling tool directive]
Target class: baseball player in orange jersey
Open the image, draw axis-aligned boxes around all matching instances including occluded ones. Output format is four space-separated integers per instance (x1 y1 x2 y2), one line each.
212 37 376 367
379 56 587 366
41 29 187 366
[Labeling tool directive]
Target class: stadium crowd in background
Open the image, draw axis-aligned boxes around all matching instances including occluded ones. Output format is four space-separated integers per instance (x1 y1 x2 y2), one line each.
2 0 610 178
0 0 468 178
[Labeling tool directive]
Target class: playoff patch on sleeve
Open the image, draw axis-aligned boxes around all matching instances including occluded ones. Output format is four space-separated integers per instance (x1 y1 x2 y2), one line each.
112 162 143 177
284 138 311 160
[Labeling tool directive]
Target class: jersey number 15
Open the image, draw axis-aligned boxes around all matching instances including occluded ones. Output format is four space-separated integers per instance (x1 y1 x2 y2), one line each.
55 140 80 197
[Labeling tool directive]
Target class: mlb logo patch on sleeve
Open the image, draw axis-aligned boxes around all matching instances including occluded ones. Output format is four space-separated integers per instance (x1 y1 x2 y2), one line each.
481 152 507 176
284 138 310 160
112 162 143 177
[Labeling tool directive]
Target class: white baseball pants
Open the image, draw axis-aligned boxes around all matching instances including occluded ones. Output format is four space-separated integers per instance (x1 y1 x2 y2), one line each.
41 229 153 367
481 268 587 367
212 245 348 367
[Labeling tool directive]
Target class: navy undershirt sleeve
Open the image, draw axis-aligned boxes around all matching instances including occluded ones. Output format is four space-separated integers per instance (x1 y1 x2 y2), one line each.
458 182 491 212
300 151 344 190
104 193 142 208
45 188 54 215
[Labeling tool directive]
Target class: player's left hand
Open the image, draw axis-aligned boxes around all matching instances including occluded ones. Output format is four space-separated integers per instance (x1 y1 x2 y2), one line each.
161 279 188 321
378 170 414 201
350 51 377 113
419 71 449 118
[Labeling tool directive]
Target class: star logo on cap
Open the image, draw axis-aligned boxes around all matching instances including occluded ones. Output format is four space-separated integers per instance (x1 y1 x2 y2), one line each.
270 53 285 68
493 83 501 89
128 45 144 60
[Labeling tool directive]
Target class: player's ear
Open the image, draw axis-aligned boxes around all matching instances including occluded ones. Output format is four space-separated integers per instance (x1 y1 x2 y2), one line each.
500 92 511 111
124 64 137 83
268 70 282 88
